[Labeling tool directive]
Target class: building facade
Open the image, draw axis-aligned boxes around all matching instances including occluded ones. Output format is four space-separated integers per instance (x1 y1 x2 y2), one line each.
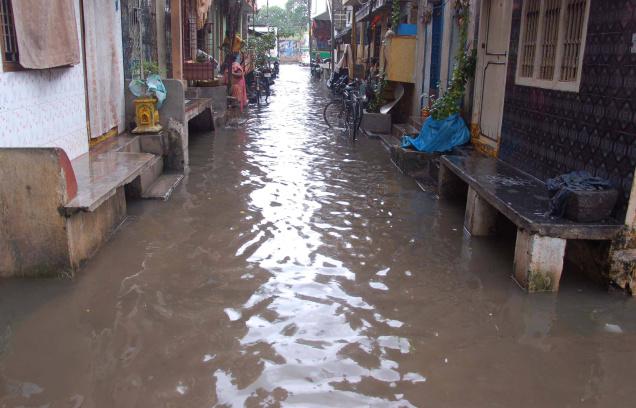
0 0 126 160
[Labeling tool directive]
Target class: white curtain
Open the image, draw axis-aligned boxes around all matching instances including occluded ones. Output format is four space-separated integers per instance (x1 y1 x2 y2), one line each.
82 1 125 138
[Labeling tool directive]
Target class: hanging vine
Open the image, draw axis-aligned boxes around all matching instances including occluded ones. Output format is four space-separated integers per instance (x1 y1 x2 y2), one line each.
391 0 400 30
429 0 477 120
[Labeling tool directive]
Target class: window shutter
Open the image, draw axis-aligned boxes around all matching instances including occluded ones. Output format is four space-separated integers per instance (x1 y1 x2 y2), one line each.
520 0 541 78
0 0 19 64
560 0 587 81
539 0 562 80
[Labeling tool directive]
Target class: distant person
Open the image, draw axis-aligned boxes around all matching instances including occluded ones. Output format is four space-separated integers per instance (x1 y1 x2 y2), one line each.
230 54 248 112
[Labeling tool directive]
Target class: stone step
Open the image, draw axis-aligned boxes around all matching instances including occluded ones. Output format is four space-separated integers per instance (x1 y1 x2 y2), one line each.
126 155 164 198
141 173 184 200
392 123 419 140
390 145 439 179
409 115 425 129
91 134 141 154
140 155 164 193
378 132 400 149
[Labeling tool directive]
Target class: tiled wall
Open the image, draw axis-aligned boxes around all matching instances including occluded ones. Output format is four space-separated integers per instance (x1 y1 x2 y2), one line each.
0 0 88 160
500 0 636 217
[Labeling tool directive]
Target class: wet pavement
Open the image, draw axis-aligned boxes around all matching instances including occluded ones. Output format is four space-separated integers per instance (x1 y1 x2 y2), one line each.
1 65 636 407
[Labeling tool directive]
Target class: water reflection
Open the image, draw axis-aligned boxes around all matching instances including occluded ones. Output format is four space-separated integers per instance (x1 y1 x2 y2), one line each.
0 65 635 407
210 67 421 406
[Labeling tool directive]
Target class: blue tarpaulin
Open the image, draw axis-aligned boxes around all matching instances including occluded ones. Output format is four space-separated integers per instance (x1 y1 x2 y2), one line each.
401 113 470 153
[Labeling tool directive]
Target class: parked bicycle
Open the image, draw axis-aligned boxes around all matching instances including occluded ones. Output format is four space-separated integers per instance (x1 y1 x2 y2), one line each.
251 68 270 106
323 78 365 141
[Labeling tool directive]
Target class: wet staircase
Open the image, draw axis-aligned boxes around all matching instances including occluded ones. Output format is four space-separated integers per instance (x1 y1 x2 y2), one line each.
392 115 424 141
76 134 184 206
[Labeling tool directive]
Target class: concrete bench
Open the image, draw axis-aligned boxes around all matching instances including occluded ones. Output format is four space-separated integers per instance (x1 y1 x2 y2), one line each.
439 155 624 292
185 97 214 123
64 150 157 214
0 148 150 277
0 137 182 277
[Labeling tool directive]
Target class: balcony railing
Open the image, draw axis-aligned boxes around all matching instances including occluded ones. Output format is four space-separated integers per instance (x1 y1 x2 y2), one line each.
355 2 370 22
372 0 388 12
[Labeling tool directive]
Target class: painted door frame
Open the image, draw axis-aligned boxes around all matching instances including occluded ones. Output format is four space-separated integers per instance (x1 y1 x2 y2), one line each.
470 0 513 157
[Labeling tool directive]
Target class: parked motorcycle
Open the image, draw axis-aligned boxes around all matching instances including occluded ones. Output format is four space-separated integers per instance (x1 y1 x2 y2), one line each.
310 62 322 80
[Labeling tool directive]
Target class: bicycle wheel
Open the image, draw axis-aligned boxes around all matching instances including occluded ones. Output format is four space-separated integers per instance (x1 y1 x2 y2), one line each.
344 103 353 138
353 100 364 140
323 101 345 129
350 106 358 140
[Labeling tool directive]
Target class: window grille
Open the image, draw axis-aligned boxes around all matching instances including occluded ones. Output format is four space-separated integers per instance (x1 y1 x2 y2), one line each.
515 0 590 92
520 0 540 78
539 0 561 80
560 0 586 81
0 0 19 66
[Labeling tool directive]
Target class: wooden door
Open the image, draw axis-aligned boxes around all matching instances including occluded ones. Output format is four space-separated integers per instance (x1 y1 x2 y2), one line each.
471 0 513 155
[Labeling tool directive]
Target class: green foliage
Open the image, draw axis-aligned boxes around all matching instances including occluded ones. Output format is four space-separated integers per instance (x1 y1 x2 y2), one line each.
131 60 161 79
254 0 308 38
391 0 400 30
246 32 277 67
429 3 476 120
367 74 387 113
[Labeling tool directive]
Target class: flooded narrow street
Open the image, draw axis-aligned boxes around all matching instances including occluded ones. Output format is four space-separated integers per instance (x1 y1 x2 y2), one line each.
1 65 635 407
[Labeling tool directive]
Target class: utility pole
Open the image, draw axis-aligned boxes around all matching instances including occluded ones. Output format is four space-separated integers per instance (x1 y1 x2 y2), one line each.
330 0 335 72
308 0 312 62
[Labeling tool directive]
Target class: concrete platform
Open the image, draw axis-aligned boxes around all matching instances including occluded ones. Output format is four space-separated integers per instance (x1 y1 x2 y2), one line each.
440 155 623 240
65 151 157 213
439 154 624 293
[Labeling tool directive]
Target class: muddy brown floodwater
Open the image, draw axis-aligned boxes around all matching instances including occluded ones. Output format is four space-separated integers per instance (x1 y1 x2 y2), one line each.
1 65 636 407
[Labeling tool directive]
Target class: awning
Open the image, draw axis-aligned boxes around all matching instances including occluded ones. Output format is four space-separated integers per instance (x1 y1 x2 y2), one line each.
12 0 80 69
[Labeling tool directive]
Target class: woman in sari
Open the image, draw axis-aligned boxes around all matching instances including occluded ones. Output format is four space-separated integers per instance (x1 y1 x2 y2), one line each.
230 54 248 112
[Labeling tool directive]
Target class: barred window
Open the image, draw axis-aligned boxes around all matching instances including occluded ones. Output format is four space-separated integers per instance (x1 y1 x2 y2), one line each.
519 0 540 78
516 0 590 92
0 0 20 71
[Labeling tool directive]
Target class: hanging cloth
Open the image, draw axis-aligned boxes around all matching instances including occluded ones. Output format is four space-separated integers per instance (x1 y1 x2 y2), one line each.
12 0 80 69
197 0 213 29
82 1 125 138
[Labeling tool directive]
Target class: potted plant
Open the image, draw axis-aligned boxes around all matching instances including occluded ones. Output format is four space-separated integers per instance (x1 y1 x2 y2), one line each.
361 73 392 134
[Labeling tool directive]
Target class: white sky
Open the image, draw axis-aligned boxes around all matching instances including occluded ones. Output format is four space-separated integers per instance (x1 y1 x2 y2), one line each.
258 0 288 9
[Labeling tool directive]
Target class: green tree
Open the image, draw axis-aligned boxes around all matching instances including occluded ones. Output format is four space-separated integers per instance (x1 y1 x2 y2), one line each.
246 32 277 67
254 0 308 38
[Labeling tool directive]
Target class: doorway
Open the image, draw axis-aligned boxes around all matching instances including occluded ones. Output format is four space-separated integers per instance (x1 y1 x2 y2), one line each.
470 0 513 156
81 0 125 142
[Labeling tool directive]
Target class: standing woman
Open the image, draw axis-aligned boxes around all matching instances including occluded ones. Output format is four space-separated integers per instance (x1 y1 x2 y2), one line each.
231 53 248 112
